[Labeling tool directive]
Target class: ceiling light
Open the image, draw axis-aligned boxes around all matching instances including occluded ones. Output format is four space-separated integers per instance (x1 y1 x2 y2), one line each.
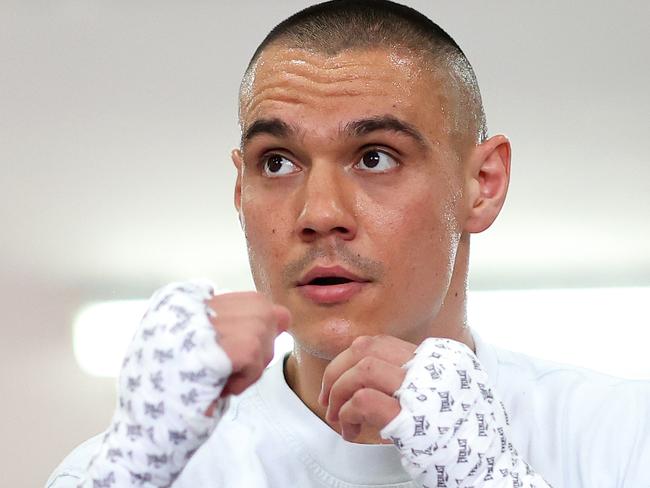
73 287 649 380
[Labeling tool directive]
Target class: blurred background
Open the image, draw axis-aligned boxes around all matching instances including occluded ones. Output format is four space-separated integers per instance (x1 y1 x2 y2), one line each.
1 0 648 486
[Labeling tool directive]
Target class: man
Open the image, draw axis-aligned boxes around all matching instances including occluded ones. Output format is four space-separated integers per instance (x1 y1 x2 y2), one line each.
47 1 649 487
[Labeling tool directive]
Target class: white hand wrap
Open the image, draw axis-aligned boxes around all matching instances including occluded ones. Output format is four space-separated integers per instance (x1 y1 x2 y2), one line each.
380 338 551 487
79 280 233 488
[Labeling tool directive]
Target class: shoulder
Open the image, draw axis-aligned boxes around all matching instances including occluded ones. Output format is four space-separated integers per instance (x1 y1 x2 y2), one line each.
474 330 650 403
476 333 650 485
45 360 280 487
45 432 106 487
490 341 650 407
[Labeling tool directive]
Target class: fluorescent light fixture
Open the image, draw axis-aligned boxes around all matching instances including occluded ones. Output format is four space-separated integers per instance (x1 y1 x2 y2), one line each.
72 299 295 378
73 287 650 380
270 332 295 365
73 300 149 378
467 287 650 379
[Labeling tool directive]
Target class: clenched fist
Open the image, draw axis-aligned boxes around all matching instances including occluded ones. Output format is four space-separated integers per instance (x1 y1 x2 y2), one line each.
318 335 416 441
79 281 291 487
207 291 291 397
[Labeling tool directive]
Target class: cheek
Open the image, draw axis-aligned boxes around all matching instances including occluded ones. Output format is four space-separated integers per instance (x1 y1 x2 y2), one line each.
360 188 460 292
240 193 291 292
362 187 456 251
241 200 277 292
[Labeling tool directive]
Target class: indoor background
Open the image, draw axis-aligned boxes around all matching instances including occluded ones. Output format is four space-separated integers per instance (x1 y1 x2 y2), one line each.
1 1 648 486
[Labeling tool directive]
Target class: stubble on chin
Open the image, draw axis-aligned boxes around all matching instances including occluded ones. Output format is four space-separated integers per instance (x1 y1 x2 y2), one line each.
291 317 356 361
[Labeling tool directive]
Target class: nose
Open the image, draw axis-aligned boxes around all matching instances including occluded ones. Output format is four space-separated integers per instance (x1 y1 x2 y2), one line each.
295 163 357 243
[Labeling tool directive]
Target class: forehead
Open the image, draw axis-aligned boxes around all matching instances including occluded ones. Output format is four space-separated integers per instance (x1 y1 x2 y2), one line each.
240 45 451 140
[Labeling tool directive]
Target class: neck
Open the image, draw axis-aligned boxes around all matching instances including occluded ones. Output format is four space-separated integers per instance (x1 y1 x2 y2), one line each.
284 233 473 444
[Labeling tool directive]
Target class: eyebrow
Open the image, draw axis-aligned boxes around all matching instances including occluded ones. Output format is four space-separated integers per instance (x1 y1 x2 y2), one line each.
241 114 428 149
241 118 295 147
342 115 428 149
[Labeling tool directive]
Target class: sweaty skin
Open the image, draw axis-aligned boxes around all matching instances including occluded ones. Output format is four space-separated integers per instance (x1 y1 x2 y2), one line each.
233 44 510 444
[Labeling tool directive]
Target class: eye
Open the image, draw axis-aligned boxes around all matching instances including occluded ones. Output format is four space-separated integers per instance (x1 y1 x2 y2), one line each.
261 154 299 177
355 150 399 173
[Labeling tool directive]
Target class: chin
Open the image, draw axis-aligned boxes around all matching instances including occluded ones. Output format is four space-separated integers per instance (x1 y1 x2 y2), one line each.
290 316 377 361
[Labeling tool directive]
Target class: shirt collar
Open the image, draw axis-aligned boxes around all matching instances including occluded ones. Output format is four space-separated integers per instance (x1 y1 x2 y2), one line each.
255 354 414 486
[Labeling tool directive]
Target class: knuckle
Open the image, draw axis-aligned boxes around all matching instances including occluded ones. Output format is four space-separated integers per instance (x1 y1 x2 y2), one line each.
351 388 373 407
338 407 355 424
337 406 350 423
351 335 373 353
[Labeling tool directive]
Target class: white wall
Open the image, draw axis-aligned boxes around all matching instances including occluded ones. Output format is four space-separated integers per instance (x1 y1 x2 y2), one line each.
2 0 648 486
1 277 116 487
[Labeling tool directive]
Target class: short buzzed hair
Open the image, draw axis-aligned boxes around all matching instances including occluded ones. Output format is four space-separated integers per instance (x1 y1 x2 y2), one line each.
240 0 488 147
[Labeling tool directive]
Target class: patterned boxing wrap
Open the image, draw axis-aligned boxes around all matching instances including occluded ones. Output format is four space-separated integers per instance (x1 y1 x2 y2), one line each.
380 338 551 487
79 280 233 488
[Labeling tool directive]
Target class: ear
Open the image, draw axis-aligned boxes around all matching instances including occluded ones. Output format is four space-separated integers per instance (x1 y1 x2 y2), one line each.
231 148 244 224
463 134 511 233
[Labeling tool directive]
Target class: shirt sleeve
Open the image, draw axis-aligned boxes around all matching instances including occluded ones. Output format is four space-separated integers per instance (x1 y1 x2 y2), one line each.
46 434 104 488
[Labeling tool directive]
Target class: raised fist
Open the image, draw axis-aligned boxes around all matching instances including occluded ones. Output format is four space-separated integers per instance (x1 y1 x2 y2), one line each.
80 280 290 487
206 291 291 397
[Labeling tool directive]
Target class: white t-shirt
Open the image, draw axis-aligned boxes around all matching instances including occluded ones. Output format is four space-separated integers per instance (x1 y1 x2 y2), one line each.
47 331 650 488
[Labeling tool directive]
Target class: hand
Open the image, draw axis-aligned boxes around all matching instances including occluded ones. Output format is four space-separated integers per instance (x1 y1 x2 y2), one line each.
318 335 416 441
83 280 262 487
206 291 291 398
377 338 552 487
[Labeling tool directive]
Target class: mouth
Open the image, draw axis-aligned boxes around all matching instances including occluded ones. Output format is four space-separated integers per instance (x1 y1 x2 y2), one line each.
296 266 371 305
305 276 355 286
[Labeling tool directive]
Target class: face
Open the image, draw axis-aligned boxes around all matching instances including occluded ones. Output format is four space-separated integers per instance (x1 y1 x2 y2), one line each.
234 45 473 360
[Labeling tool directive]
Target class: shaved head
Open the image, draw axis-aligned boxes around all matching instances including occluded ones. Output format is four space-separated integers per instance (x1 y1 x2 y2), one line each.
239 0 487 152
